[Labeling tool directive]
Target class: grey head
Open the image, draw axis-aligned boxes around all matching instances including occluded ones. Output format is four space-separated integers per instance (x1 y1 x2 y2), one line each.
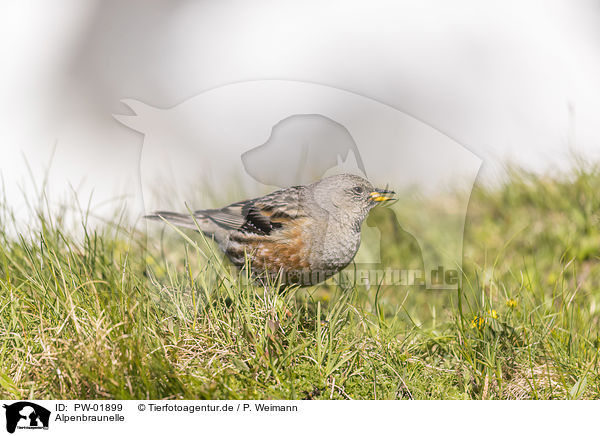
310 173 395 227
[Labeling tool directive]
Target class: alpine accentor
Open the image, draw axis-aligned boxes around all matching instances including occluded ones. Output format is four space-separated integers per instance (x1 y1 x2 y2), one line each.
146 174 394 285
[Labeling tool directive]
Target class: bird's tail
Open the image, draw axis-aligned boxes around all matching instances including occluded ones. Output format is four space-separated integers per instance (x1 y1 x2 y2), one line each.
144 211 207 231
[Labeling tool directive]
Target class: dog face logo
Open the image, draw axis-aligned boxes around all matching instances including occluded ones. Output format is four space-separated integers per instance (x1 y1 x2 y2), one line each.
241 114 368 186
3 402 50 434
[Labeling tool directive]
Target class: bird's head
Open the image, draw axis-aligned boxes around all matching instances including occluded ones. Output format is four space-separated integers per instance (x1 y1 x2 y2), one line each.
312 173 395 225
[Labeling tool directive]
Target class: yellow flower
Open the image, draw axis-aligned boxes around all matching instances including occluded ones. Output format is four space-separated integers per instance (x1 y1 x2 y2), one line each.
488 309 498 319
470 316 485 330
506 298 518 309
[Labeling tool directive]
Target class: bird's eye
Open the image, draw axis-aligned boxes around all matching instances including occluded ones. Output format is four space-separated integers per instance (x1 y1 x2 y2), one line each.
352 186 364 194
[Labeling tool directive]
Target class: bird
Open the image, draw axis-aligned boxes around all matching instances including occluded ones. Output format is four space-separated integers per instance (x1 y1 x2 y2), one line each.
145 174 395 286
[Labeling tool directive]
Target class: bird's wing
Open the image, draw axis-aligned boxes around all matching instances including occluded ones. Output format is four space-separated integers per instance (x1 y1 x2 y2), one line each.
196 186 305 236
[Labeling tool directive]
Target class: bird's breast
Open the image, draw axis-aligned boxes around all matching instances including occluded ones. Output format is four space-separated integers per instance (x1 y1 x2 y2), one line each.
308 223 361 272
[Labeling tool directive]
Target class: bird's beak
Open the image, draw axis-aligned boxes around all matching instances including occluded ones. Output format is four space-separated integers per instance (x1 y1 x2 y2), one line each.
370 189 396 202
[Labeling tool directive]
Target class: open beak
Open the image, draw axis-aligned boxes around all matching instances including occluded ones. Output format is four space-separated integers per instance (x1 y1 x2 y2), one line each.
370 189 396 202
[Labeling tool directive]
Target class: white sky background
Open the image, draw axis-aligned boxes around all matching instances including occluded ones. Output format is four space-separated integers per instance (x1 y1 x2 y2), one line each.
1 0 600 222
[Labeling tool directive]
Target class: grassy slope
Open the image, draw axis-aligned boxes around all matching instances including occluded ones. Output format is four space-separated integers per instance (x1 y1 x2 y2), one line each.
1 165 599 400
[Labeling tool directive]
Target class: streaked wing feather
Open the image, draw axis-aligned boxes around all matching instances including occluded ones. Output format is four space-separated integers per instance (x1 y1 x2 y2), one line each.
198 204 246 229
196 187 304 236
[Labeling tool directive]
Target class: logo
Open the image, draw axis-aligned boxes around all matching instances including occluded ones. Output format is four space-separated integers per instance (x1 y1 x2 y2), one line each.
115 80 481 289
3 402 50 434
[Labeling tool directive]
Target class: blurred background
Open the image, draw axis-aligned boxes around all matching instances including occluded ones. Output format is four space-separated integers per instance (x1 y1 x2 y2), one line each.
1 0 600 221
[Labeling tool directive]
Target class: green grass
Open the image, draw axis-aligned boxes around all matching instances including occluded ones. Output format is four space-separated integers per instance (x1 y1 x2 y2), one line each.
1 163 600 399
